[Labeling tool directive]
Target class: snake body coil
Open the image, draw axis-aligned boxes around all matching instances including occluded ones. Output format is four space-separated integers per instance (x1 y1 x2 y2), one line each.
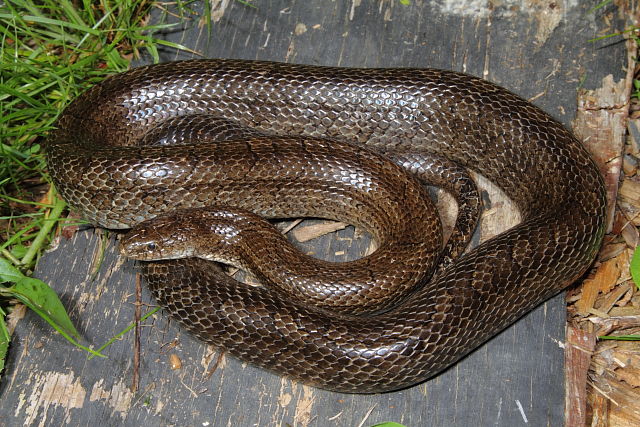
46 59 606 393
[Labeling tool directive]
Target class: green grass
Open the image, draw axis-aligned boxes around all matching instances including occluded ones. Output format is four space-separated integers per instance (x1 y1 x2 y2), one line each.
0 0 204 376
0 0 197 267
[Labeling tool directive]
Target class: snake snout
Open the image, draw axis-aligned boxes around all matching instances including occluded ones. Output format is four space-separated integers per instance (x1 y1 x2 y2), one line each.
120 218 193 261
120 231 169 260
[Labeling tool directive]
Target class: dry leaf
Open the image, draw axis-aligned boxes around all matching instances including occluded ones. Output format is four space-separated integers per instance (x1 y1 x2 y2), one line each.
576 257 622 315
292 221 348 242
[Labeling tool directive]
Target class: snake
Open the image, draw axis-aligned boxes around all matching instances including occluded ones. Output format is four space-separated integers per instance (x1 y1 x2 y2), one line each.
45 59 607 393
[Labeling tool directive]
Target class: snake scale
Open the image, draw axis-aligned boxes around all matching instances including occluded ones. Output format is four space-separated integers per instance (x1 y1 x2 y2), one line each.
45 59 606 393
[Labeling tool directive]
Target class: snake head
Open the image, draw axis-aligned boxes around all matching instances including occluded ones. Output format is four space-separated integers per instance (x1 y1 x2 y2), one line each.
120 214 197 261
119 206 268 266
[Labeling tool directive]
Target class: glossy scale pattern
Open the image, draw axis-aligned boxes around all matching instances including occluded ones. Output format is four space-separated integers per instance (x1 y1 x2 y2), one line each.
45 59 606 393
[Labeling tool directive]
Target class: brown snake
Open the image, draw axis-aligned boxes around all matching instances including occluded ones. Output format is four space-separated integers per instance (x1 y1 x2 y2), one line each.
45 59 606 393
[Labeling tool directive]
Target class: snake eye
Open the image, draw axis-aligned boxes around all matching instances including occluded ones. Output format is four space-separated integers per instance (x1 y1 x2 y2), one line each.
147 242 156 251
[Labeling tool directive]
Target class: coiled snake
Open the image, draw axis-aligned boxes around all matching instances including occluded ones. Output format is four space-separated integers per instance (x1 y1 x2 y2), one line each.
45 59 606 393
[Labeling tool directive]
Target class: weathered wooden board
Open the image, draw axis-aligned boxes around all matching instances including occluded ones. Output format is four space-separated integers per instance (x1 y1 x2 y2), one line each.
0 1 626 426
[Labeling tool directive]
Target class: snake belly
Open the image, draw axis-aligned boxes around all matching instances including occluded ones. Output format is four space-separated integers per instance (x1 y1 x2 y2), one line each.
45 59 607 393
